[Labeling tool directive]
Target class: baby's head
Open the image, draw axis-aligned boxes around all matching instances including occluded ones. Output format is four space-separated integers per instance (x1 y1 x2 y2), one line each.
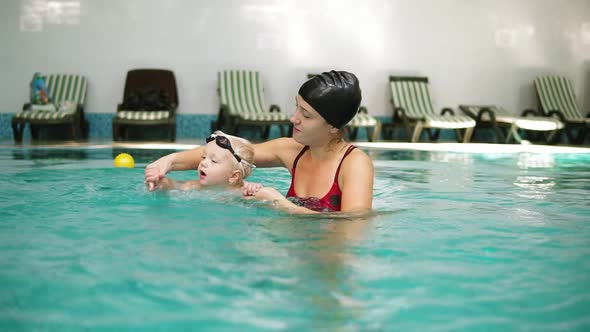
198 131 255 187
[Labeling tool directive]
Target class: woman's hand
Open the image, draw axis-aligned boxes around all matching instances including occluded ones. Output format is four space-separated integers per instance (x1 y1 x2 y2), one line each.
144 154 175 191
242 187 314 214
242 181 263 197
242 186 282 202
149 176 175 191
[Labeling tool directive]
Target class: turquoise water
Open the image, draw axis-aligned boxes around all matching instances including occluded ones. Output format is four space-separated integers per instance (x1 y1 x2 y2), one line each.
1 147 589 331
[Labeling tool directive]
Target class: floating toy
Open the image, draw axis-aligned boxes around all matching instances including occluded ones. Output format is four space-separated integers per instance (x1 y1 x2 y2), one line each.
114 153 135 168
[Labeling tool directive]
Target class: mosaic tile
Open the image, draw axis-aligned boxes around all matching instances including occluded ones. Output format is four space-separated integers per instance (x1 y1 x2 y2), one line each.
1 113 566 143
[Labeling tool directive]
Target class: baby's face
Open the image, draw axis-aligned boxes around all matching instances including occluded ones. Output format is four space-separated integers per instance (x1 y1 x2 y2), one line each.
198 141 238 186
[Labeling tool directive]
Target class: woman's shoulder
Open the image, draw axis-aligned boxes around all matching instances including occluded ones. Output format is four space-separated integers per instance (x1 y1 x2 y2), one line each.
259 137 304 153
252 137 304 168
278 137 304 149
337 146 373 188
342 146 373 168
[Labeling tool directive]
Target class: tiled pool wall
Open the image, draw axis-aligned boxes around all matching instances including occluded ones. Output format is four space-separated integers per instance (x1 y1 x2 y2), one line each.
0 113 512 142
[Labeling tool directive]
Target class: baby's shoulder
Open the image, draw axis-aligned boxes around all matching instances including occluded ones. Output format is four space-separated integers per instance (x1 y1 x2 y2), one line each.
179 180 202 191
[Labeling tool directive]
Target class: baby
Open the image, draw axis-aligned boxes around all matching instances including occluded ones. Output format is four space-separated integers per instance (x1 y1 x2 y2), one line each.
151 131 255 191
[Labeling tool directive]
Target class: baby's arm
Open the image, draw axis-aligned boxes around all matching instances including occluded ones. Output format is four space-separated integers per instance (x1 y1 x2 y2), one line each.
178 180 201 191
153 177 201 191
154 176 176 190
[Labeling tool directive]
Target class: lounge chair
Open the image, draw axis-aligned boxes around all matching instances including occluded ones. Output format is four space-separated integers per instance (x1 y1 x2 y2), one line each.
459 105 563 144
306 73 380 141
382 76 475 143
12 73 88 142
213 70 291 139
112 69 178 142
534 76 589 144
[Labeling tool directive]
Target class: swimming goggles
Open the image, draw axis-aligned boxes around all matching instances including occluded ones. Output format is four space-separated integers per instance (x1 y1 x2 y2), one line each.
206 133 256 168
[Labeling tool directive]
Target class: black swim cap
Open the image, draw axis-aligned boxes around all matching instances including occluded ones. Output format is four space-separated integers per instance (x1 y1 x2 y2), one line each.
298 71 361 128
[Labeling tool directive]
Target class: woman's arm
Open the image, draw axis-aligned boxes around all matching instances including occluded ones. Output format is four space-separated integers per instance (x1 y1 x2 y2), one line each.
177 180 202 191
338 149 374 213
145 138 302 191
145 147 205 190
152 177 201 191
272 196 319 214
250 137 302 169
244 186 318 214
154 176 176 190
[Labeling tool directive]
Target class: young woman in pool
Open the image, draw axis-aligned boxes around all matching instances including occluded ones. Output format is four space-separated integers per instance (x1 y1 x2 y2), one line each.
145 71 373 213
152 131 255 191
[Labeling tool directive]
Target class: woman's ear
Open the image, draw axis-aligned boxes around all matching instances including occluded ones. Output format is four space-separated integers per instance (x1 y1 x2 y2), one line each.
228 169 243 186
329 126 340 135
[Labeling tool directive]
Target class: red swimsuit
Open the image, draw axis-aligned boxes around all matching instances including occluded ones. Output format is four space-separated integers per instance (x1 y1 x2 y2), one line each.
286 145 356 212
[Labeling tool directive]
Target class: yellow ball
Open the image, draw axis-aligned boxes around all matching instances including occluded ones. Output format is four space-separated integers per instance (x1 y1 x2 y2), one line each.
114 153 135 168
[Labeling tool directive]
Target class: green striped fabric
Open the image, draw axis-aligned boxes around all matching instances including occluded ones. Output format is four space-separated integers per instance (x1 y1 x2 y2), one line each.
42 74 87 105
218 70 289 121
390 79 435 118
535 76 581 121
348 112 378 127
14 74 87 120
116 111 170 120
389 78 475 128
14 110 75 120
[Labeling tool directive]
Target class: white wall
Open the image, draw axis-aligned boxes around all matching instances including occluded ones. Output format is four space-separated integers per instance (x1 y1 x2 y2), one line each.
1 0 589 117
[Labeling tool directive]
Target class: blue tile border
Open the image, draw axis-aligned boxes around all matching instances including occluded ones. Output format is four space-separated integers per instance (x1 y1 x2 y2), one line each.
87 113 221 139
85 113 112 138
0 113 549 143
0 113 307 140
0 113 220 140
0 113 15 140
177 114 218 138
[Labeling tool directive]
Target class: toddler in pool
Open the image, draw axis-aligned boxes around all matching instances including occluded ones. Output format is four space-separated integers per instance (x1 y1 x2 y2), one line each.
148 131 255 191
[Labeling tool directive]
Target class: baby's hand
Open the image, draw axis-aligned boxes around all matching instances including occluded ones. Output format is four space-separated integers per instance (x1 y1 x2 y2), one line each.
242 181 263 196
144 156 173 191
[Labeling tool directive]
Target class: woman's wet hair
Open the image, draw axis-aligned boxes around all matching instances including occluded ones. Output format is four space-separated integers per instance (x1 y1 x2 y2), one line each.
298 71 362 128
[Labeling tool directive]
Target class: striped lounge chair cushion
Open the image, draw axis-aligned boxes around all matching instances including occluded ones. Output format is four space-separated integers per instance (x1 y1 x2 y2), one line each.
347 112 378 127
39 74 87 106
116 111 170 120
238 112 289 121
390 78 475 128
14 109 75 120
14 73 87 121
390 79 436 117
218 70 289 122
535 76 588 124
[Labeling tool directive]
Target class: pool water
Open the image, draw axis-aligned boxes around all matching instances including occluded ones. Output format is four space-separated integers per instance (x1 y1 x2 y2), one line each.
1 147 589 331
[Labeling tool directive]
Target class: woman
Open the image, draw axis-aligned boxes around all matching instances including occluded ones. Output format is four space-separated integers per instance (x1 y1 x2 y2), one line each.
145 71 374 214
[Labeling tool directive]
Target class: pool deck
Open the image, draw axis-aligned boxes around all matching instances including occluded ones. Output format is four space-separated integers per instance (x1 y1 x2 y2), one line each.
2 139 590 154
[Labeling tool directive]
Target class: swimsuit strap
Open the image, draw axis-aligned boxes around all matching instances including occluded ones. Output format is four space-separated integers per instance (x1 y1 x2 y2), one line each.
291 145 309 174
333 145 357 182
